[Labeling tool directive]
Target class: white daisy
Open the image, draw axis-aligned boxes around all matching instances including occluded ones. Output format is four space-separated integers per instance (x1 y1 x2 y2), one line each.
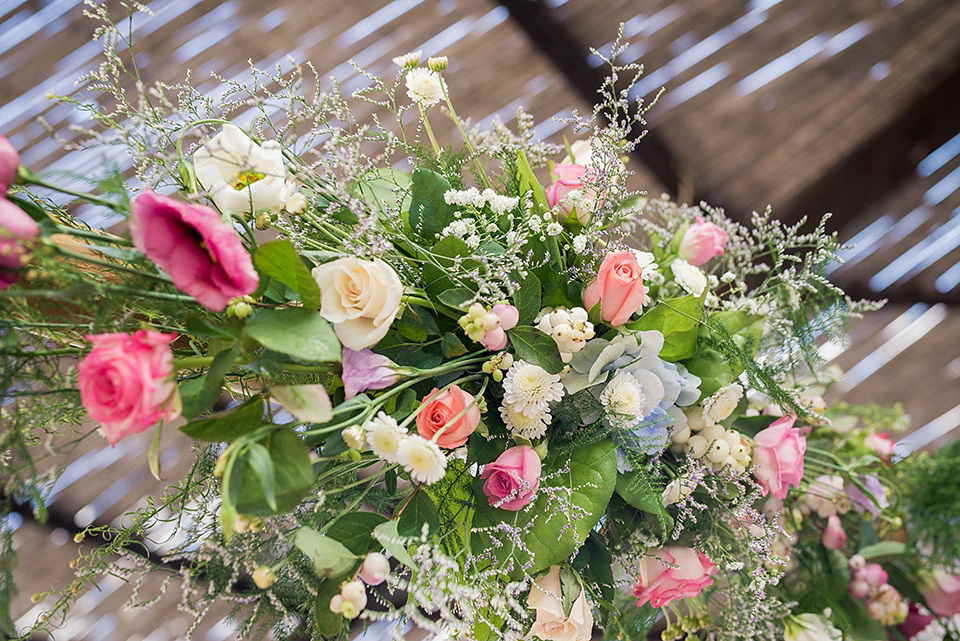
405 67 444 107
599 371 647 429
702 383 743 425
392 50 422 68
502 360 564 419
342 425 367 450
500 401 549 440
397 435 447 485
365 412 407 463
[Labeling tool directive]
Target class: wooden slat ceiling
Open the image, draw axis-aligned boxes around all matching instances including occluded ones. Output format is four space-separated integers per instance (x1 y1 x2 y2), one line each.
2 0 959 639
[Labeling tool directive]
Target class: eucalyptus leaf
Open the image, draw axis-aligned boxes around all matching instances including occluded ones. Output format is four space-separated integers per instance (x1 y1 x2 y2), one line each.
325 512 388 555
245 308 340 362
372 520 417 569
294 526 358 579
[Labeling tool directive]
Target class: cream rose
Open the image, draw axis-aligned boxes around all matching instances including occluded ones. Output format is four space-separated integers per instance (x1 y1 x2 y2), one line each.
312 257 403 350
528 566 594 641
193 124 295 214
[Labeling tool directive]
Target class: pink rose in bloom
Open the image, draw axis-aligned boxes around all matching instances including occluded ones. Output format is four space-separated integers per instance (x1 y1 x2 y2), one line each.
130 190 259 312
678 217 729 266
78 330 181 445
341 347 397 400
582 250 646 326
0 198 39 289
921 569 960 617
0 134 19 192
865 432 895 459
633 546 717 608
528 566 594 641
752 415 807 499
821 515 846 550
479 303 519 351
415 385 481 448
481 445 541 510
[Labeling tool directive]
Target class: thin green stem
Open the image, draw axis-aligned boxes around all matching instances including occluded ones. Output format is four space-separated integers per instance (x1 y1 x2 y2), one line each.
420 106 441 156
54 226 133 246
19 170 125 211
440 77 490 188
52 244 172 284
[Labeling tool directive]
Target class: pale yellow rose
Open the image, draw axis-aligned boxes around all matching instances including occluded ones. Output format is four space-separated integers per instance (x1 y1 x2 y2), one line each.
527 566 594 641
312 257 403 350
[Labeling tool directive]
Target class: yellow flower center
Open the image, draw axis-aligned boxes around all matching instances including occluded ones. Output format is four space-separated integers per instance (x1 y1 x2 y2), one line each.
231 170 266 190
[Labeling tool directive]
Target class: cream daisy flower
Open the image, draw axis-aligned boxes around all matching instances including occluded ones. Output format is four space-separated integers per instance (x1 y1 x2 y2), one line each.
600 371 647 429
392 50 422 68
702 383 743 425
397 435 447 485
502 360 564 419
500 401 549 440
342 425 367 451
405 68 444 107
365 412 406 463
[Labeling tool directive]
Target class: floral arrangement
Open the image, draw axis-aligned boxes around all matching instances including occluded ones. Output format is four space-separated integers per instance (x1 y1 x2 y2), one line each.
2 8 959 641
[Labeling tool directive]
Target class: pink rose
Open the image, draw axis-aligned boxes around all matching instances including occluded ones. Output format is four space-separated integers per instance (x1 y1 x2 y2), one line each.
752 415 806 500
633 546 717 608
821 515 846 550
921 570 960 617
678 217 729 266
865 432 894 459
480 445 541 510
0 133 19 192
582 250 646 326
129 190 259 312
528 566 594 641
78 330 181 445
546 163 595 224
0 198 39 289
415 385 480 448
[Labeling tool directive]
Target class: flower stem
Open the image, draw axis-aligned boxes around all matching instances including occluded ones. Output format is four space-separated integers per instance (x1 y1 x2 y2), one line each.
19 168 125 211
440 80 490 188
420 106 442 157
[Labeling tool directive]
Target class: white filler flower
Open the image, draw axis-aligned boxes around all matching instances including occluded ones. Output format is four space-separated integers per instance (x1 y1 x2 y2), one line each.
405 67 445 107
365 412 407 464
397 435 447 485
502 360 564 419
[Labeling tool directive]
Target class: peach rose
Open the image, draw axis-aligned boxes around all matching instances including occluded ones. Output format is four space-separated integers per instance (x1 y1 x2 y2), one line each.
752 416 806 500
312 257 403 350
528 566 594 641
415 385 480 448
633 546 717 608
582 250 645 326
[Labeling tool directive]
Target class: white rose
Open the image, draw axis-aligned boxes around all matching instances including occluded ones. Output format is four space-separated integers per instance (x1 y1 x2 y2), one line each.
312 257 403 350
193 124 296 214
671 258 707 297
784 611 843 641
528 566 594 641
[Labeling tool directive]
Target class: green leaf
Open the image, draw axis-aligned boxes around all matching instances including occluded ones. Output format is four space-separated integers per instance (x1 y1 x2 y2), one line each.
293 526 358 579
616 469 670 540
516 150 549 213
858 541 906 560
409 168 456 241
246 442 277 512
270 384 333 424
472 439 617 575
437 287 475 310
441 332 468 358
254 240 321 310
183 314 238 340
398 490 440 537
713 310 765 357
625 295 703 361
508 326 564 374
235 428 314 515
314 580 347 638
245 308 340 362
351 168 412 216
148 423 163 481
514 272 542 325
397 305 429 342
181 397 266 442
180 342 241 419
325 512 388 556
372 520 417 569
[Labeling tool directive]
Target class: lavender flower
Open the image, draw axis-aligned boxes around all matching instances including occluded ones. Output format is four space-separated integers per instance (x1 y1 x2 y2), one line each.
342 347 397 399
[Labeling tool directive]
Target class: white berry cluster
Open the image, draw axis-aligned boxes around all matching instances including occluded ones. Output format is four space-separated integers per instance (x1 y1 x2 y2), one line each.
535 306 595 363
670 407 752 473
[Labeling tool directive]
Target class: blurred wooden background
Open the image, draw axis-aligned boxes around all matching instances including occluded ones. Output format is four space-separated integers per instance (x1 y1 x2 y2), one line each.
2 0 959 638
